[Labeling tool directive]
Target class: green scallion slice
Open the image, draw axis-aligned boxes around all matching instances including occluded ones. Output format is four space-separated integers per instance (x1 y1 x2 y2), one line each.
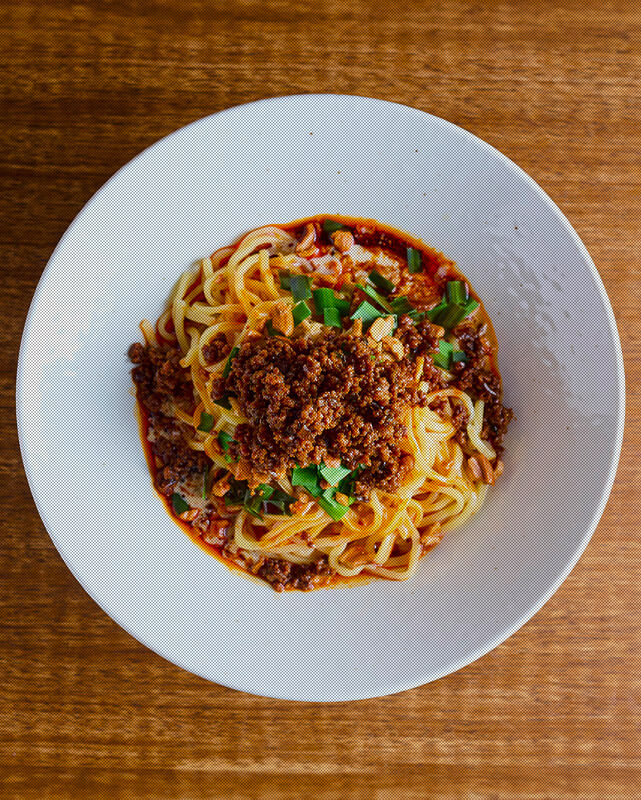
202 466 209 500
463 298 479 316
217 430 238 463
407 247 422 273
368 269 395 293
432 339 454 369
389 296 414 315
451 350 467 363
426 297 448 322
319 462 352 486
446 280 467 304
312 288 350 316
433 303 468 333
197 411 214 433
289 274 312 301
312 287 337 310
256 483 275 501
171 492 189 515
263 487 296 516
214 395 232 410
222 346 239 378
350 300 385 325
318 489 352 521
358 283 395 313
278 270 292 291
323 307 343 328
291 465 323 497
292 300 312 327
224 477 248 507
323 219 345 234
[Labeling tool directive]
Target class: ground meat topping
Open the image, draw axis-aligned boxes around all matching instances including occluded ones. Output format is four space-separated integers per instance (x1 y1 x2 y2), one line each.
220 328 441 493
129 343 207 494
450 321 513 455
202 333 231 365
256 556 332 592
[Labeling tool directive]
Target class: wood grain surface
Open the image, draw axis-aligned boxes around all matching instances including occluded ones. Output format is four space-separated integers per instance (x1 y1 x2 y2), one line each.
2 1 640 797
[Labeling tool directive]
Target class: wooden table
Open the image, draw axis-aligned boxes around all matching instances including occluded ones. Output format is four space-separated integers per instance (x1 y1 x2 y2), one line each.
2 1 639 797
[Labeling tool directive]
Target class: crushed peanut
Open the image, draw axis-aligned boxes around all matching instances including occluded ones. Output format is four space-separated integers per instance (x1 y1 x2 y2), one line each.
368 315 395 342
382 335 405 359
331 229 354 252
269 301 295 337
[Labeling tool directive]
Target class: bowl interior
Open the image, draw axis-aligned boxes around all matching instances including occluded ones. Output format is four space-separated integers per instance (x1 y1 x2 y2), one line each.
17 95 624 700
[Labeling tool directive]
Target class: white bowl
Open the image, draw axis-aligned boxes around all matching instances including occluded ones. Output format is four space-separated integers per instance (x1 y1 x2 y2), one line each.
17 95 624 701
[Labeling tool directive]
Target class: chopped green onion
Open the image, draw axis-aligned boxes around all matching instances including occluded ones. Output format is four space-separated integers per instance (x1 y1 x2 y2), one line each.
171 492 189 515
265 319 278 336
350 300 385 325
256 483 274 501
222 346 239 378
318 489 353 520
217 430 237 463
426 297 448 322
433 303 468 333
278 270 292 291
368 269 395 293
389 296 426 323
197 412 214 433
427 283 479 332
291 465 323 497
446 280 467 304
244 489 263 519
290 462 358 518
358 283 395 313
319 462 352 486
202 466 209 500
323 307 343 328
389 296 414 315
312 287 337 310
463 298 479 316
451 350 467 363
312 287 350 316
389 295 427 322
292 300 312 327
262 486 295 516
432 339 454 369
407 247 422 273
225 478 248 507
243 483 280 519
289 274 312 301
214 395 232 410
323 219 345 234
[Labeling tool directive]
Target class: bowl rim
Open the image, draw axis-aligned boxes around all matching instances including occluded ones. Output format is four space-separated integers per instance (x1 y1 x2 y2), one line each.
16 94 626 700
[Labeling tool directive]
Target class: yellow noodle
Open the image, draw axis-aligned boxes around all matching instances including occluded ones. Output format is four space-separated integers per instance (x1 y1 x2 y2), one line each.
136 223 505 587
